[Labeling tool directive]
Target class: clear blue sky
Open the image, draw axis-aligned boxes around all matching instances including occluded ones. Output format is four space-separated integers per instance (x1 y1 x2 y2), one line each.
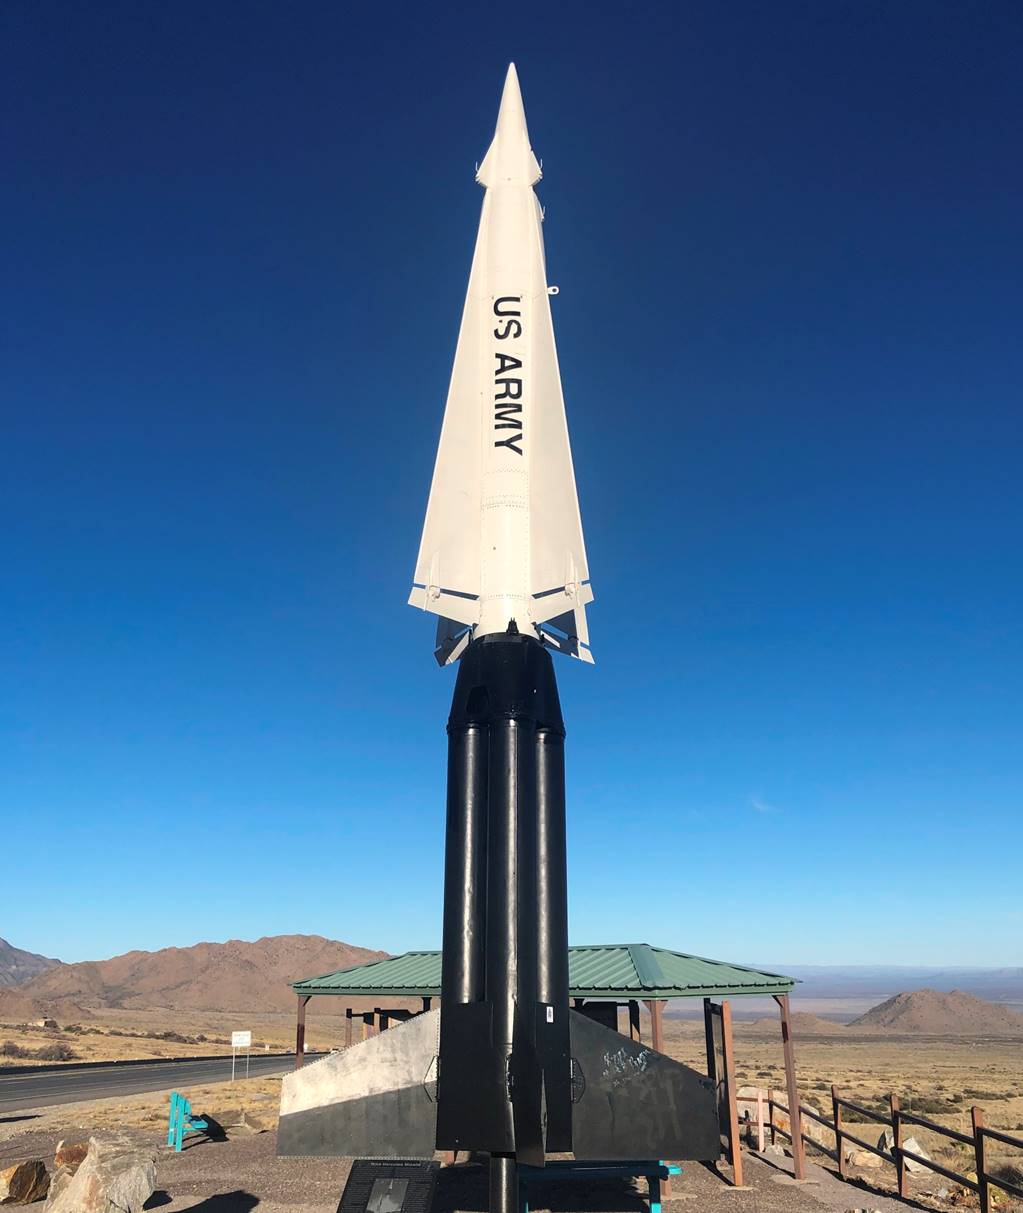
2 1 1020 967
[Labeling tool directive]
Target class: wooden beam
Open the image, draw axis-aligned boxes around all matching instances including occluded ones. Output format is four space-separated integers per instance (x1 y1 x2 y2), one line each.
295 995 311 1069
774 993 806 1180
721 999 744 1186
628 999 641 1043
646 999 665 1053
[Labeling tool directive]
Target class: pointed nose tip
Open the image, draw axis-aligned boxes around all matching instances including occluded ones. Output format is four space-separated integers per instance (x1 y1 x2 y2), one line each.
496 62 527 135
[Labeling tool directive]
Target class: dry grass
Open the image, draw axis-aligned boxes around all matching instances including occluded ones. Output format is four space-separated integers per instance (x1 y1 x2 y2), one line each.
0 1073 284 1154
660 1017 1023 1208
0 1007 352 1066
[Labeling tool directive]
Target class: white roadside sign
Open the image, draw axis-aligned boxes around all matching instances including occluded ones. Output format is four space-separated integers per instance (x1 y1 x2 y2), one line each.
232 1030 252 1048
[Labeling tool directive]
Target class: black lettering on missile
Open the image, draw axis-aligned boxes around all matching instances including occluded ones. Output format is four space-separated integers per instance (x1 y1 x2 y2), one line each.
495 352 522 375
493 298 524 455
494 297 522 340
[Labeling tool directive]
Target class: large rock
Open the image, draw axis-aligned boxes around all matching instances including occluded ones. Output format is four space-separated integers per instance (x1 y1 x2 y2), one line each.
0 1161 49 1205
45 1135 155 1213
877 1129 932 1174
52 1143 87 1174
771 1096 833 1147
845 1146 883 1170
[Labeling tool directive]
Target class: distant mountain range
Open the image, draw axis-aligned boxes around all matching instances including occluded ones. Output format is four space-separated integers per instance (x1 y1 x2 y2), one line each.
760 964 1023 1002
0 938 61 987
0 934 385 1020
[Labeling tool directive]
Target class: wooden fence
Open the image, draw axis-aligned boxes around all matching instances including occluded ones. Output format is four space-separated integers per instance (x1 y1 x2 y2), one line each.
736 1087 1023 1213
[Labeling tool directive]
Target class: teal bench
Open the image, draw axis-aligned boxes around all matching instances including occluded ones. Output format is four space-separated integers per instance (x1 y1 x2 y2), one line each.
518 1160 682 1213
167 1091 208 1152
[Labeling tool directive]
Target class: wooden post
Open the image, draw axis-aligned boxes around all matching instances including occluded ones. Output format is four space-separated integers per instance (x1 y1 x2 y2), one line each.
422 997 432 1012
345 1007 353 1048
295 994 310 1069
891 1093 907 1197
646 999 665 1052
774 993 805 1180
756 1088 765 1153
973 1107 989 1213
832 1085 845 1178
720 999 744 1186
628 999 641 1043
362 1011 374 1040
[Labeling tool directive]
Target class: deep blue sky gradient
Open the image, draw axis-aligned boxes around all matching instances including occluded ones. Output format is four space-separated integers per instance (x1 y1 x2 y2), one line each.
2 1 1020 965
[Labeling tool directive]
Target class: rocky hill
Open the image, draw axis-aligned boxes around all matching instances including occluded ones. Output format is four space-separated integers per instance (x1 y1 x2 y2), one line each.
0 938 61 987
6 935 385 1016
849 988 1023 1035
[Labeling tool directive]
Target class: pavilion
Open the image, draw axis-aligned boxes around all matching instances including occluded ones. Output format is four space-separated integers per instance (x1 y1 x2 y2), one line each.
288 943 807 1182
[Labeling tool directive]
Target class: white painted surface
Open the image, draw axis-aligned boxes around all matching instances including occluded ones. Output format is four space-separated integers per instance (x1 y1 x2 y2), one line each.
410 64 593 662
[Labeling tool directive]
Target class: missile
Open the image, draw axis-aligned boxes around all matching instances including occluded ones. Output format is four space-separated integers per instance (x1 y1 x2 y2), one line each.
408 63 594 667
277 66 718 1213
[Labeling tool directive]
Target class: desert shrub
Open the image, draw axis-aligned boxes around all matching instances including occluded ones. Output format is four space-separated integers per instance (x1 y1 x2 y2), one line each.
757 1070 771 1077
34 1042 78 1061
963 1089 1006 1101
903 1095 952 1115
990 1162 1023 1188
64 1023 85 1034
0 1041 28 1058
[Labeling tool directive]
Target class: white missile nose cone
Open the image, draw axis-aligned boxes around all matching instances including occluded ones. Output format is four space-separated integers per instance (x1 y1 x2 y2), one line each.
496 63 527 139
476 63 542 187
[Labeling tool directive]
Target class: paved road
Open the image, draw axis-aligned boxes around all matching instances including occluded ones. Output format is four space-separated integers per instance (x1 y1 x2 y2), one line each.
0 1053 321 1114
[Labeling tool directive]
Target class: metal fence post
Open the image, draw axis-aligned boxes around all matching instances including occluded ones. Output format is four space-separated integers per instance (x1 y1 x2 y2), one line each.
890 1093 907 1198
832 1085 845 1178
768 1089 776 1146
756 1088 765 1153
973 1107 988 1213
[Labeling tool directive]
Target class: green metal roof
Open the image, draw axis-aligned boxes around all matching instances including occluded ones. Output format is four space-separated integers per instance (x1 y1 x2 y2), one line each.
292 945 795 1000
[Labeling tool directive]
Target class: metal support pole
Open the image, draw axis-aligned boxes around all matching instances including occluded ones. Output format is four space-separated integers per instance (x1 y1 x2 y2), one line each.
774 993 805 1180
832 1085 845 1177
721 999 743 1187
490 1155 518 1213
891 1093 906 1197
973 1107 989 1213
345 1007 353 1048
628 999 641 1042
703 997 717 1086
295 995 310 1069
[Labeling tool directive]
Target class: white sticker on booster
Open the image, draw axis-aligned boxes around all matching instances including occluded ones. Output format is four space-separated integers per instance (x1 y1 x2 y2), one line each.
546 1006 554 1023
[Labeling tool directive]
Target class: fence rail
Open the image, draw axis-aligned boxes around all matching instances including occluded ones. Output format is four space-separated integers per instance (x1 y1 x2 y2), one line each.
736 1087 1022 1213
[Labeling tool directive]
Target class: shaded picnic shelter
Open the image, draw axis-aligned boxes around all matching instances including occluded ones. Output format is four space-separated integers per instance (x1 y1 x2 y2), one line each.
290 944 806 1182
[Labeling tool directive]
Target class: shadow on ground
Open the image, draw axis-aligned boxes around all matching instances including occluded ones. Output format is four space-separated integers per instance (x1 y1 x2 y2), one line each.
167 1193 259 1213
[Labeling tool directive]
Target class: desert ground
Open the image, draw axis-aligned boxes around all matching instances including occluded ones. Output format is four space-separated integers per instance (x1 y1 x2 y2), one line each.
2 1005 1021 1213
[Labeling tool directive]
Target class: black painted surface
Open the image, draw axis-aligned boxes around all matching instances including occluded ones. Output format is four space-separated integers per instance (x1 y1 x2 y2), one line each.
338 1159 439 1213
438 634 568 1163
567 1010 720 1161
